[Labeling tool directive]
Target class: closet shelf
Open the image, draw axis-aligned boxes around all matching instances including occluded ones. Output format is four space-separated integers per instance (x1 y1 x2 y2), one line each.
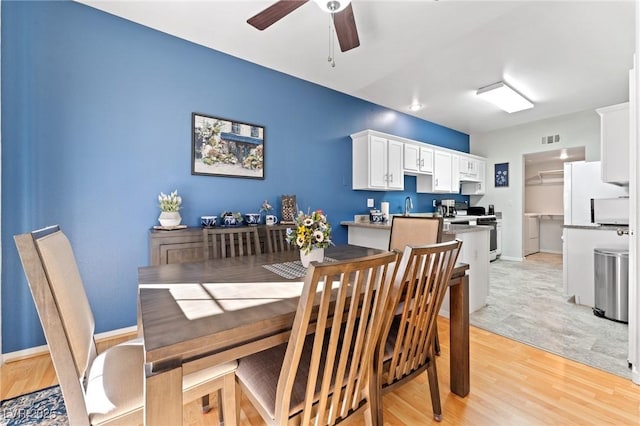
526 169 564 186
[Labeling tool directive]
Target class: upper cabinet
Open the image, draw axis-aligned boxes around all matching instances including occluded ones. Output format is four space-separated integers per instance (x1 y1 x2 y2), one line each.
459 155 481 182
596 102 629 185
461 159 486 195
351 129 486 194
404 143 433 175
416 149 460 194
352 131 404 191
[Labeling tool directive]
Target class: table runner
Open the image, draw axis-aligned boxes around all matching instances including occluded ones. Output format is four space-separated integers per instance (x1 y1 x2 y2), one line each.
262 257 337 279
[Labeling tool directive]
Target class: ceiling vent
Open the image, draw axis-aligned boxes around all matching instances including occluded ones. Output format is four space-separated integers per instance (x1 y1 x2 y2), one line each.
541 134 560 144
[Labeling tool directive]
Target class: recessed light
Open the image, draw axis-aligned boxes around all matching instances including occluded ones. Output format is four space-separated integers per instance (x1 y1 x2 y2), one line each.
409 102 423 111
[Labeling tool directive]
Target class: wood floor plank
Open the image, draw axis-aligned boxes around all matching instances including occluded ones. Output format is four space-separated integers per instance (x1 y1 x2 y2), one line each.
2 319 638 425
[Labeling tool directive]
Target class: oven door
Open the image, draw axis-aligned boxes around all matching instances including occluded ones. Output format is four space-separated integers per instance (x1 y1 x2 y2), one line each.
478 218 498 260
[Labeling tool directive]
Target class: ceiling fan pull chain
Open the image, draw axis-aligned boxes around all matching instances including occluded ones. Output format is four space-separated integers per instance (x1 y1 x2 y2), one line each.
328 14 336 68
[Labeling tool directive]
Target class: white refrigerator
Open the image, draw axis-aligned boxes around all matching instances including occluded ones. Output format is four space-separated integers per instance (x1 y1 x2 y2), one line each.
563 161 628 226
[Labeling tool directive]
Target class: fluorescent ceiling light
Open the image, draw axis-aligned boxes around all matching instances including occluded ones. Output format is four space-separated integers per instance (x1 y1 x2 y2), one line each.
476 81 533 113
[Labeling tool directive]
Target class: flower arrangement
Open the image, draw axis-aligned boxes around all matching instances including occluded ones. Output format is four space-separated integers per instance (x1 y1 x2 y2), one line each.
287 209 333 254
260 199 273 213
158 190 182 212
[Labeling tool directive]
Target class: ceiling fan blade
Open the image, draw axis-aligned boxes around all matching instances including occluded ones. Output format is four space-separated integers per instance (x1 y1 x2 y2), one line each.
333 3 360 52
247 0 309 31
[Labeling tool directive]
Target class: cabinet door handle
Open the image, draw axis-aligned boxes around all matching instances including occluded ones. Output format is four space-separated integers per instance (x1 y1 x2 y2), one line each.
617 228 630 236
389 173 393 182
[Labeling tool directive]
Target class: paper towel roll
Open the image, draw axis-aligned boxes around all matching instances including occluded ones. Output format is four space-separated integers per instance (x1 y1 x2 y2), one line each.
381 202 390 219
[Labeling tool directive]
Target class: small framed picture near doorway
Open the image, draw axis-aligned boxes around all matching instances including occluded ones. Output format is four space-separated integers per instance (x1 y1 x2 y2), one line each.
495 162 509 187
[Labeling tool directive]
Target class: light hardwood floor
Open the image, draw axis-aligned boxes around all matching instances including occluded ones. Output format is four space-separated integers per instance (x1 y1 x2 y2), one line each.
2 318 639 425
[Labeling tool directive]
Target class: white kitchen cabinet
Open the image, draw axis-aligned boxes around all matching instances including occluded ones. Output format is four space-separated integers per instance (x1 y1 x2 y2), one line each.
524 214 540 256
596 102 629 185
433 150 453 192
563 227 628 306
352 131 404 191
450 153 460 193
416 150 454 193
459 155 480 182
460 159 486 195
404 144 433 174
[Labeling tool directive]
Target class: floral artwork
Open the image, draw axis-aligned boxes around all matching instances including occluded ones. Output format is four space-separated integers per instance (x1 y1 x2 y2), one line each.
495 162 509 187
192 113 265 179
286 210 333 254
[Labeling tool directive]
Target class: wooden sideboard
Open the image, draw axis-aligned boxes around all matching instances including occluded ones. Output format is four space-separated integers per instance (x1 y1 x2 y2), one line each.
149 226 283 265
149 227 206 265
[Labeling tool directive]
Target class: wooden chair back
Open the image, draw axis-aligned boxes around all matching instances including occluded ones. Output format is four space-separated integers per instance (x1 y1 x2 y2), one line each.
274 251 398 425
203 226 261 259
14 225 95 426
264 224 293 253
388 216 443 251
375 240 462 423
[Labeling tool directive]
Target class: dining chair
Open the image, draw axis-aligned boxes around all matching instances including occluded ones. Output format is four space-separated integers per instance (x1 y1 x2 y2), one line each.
234 251 399 426
388 215 444 355
375 240 462 424
203 226 261 259
14 225 238 426
388 215 443 252
264 224 293 253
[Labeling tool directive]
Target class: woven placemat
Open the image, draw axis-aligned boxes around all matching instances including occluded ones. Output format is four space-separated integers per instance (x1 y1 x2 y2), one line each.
262 257 337 280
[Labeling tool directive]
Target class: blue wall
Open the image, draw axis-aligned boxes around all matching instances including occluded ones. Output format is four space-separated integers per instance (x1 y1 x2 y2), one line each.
1 0 468 352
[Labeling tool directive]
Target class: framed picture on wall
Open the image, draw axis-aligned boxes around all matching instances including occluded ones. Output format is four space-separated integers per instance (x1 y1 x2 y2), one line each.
495 162 509 187
191 112 265 179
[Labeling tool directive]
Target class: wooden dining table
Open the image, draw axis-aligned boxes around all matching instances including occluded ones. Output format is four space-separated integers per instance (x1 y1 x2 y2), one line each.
138 244 470 426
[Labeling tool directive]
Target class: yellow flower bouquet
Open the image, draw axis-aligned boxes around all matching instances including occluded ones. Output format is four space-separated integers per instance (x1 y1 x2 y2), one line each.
286 209 333 254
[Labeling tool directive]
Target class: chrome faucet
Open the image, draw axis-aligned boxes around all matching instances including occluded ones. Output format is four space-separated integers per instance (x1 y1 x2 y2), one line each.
404 196 413 216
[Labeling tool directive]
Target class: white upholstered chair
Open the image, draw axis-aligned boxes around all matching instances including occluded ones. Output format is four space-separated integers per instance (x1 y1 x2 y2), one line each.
388 215 443 252
14 225 237 426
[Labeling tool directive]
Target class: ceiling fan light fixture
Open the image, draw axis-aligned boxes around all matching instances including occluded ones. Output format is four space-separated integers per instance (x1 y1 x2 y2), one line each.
476 81 533 113
313 0 351 14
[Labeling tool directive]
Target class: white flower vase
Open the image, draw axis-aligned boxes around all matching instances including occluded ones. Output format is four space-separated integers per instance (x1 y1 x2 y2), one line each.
159 211 182 227
300 247 324 268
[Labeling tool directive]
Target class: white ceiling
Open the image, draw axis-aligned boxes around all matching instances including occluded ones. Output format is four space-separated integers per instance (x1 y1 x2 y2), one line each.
77 0 635 135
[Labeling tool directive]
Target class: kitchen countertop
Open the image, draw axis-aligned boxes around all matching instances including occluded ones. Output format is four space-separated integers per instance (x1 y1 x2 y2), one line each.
340 221 491 234
563 224 628 230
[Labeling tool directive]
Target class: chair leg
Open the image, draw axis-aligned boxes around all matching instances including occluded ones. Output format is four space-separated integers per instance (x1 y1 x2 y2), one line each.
221 373 238 426
201 394 211 413
426 357 442 422
434 326 441 356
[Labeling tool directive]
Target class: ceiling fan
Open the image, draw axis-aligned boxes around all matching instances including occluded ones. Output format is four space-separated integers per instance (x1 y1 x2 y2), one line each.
247 0 360 52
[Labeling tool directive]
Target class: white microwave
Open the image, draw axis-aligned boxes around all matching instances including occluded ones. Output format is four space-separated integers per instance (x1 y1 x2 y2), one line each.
592 197 629 225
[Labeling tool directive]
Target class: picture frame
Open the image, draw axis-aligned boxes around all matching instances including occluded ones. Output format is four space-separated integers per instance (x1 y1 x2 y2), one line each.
192 112 265 179
494 162 509 187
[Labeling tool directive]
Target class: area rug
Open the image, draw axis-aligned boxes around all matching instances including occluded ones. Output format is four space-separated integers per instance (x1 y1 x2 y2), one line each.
0 386 67 425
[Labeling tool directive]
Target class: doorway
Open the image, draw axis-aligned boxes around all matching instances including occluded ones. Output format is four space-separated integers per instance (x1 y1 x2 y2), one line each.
522 147 585 257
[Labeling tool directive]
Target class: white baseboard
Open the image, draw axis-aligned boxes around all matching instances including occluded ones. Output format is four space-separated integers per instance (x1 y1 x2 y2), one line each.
2 325 137 363
540 249 562 255
499 255 524 262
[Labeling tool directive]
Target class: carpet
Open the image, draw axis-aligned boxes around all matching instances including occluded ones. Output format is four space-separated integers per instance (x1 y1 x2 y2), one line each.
0 386 67 426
